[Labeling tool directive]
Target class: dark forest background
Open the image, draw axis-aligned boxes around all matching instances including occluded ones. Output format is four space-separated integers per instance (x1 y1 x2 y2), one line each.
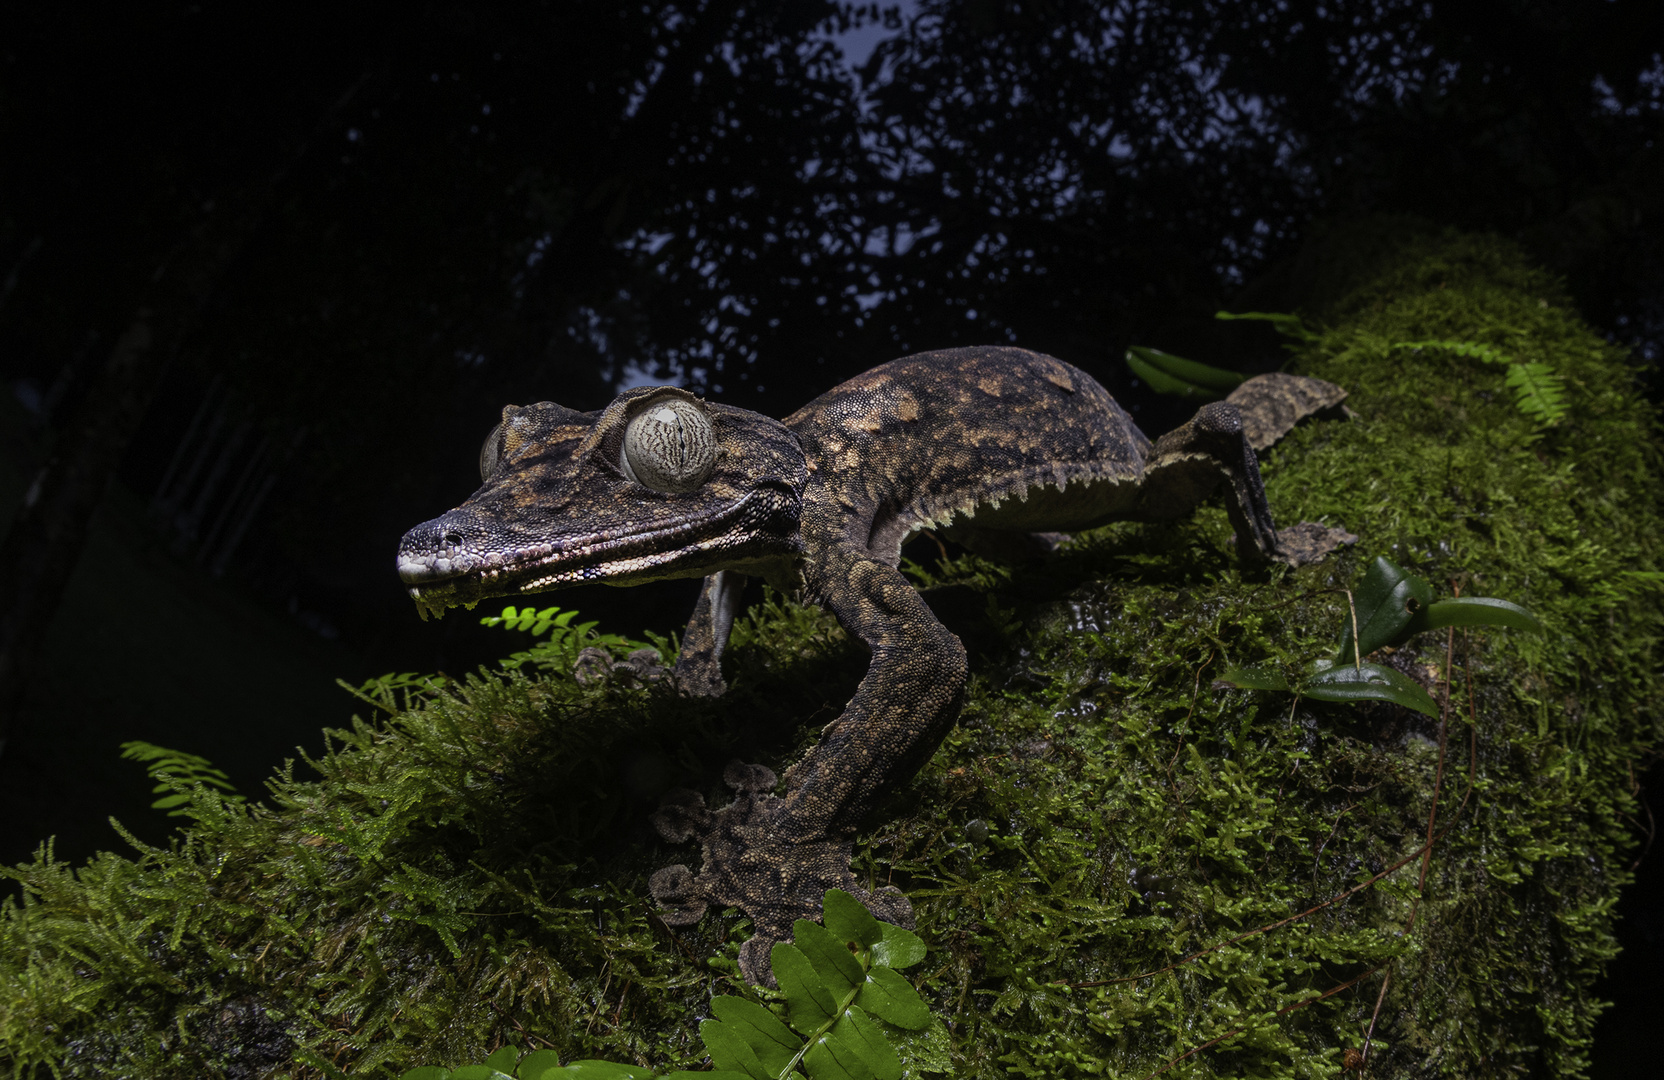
2 1 1661 1071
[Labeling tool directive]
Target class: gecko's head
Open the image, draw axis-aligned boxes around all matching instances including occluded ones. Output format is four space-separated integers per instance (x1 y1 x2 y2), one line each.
397 385 806 619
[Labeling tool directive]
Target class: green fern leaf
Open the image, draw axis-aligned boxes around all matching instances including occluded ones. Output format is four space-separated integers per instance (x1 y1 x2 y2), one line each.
708 996 800 1076
1393 339 1568 425
792 919 866 994
1505 361 1569 424
1395 338 1511 365
871 923 926 971
821 890 884 951
852 966 930 1030
1215 309 1321 342
700 1017 775 1079
823 1005 903 1080
773 941 840 1032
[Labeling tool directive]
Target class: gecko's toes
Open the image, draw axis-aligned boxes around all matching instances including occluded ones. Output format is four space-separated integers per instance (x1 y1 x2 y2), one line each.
722 760 778 794
648 864 708 926
858 884 915 929
572 646 615 686
652 788 713 842
737 934 780 988
1275 521 1358 566
645 763 913 985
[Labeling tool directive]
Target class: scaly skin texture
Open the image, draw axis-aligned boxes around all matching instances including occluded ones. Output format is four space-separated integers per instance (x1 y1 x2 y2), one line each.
397 345 1348 983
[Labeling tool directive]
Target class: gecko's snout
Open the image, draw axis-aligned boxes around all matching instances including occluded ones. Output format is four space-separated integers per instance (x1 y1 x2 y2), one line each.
396 510 489 584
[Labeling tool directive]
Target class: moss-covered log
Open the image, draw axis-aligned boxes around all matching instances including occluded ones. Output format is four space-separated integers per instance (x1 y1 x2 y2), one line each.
3 224 1660 1079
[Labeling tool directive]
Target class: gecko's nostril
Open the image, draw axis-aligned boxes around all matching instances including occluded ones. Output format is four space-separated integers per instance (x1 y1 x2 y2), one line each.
441 530 462 547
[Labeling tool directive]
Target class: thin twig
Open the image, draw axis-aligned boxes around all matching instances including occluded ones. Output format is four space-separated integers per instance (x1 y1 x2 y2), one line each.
1361 967 1393 1066
1346 588 1361 669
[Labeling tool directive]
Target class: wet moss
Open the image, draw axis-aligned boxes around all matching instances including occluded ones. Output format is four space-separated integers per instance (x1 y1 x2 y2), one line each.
2 223 1659 1078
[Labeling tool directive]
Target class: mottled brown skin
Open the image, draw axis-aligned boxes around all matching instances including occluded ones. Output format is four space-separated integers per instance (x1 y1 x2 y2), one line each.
398 346 1348 983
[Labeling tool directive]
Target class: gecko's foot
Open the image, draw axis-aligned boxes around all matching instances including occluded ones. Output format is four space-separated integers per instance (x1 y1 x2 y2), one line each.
1275 521 1357 566
573 646 669 687
648 760 913 986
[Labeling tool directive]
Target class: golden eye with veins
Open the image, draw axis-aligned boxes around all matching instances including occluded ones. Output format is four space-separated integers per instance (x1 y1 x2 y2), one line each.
621 397 717 492
478 420 505 481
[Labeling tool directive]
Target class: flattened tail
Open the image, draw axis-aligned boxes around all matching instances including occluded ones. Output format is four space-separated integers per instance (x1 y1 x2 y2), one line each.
1225 373 1348 452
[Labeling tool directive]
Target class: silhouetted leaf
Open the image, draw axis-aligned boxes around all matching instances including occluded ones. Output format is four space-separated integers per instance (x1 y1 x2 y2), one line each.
1215 309 1320 341
1124 345 1246 397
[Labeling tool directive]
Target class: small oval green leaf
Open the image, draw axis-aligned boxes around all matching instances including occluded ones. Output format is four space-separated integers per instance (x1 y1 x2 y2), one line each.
1302 661 1439 717
444 1066 512 1080
514 1049 564 1079
1215 664 1290 691
699 1020 773 1080
853 966 930 1030
794 918 865 994
870 923 926 971
772 941 838 1032
833 1005 904 1080
1414 597 1543 635
559 1063 658 1080
804 1035 875 1080
709 996 798 1074
822 889 883 951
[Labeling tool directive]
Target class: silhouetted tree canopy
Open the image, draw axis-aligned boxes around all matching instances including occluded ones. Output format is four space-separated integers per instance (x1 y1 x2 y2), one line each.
1 0 1659 671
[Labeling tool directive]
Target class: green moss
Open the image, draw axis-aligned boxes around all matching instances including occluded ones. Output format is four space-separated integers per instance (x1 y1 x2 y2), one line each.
3 225 1659 1078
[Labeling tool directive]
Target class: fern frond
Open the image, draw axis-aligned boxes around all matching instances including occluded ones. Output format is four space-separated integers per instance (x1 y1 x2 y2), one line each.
1504 361 1569 425
1392 339 1568 425
1393 338 1511 365
119 741 246 817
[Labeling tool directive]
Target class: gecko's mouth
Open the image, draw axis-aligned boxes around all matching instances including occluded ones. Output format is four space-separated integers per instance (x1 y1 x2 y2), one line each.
396 489 791 620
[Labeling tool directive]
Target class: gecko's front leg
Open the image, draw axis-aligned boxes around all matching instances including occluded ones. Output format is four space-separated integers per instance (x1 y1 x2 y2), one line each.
649 549 963 984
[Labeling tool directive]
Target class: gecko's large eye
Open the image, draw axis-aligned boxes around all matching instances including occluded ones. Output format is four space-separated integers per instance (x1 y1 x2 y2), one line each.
621 397 717 492
479 420 505 481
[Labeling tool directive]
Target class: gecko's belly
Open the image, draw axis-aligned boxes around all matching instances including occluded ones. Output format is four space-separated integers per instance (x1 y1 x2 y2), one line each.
944 469 1145 533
